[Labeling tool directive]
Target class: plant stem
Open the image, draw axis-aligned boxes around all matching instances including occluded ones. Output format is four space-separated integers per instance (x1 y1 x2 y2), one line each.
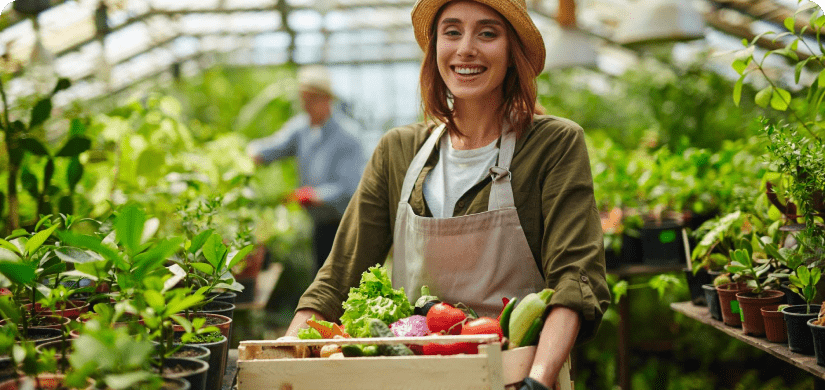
755 62 821 141
0 78 19 233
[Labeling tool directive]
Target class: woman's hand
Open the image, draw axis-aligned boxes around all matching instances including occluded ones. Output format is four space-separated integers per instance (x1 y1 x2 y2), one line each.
527 306 580 389
284 308 327 337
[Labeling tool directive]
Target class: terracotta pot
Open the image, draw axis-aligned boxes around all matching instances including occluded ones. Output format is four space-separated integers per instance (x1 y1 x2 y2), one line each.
0 316 70 330
736 290 785 336
172 313 231 340
0 374 83 390
716 282 750 327
783 304 820 355
23 300 89 320
761 305 787 343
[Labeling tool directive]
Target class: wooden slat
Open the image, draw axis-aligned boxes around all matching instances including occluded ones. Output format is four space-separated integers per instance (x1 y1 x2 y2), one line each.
671 301 825 380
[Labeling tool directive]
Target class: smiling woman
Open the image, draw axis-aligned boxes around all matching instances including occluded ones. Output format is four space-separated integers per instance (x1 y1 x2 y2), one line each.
286 0 609 389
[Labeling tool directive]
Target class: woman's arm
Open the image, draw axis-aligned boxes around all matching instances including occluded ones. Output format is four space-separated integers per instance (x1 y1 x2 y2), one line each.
283 308 327 337
527 306 581 389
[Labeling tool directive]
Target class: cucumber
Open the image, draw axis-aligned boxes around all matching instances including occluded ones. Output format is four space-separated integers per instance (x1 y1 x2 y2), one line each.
499 297 518 338
519 317 543 347
509 288 553 347
341 344 363 357
361 345 379 356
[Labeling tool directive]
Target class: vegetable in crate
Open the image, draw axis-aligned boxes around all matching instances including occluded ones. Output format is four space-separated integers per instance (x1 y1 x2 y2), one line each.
414 285 441 316
340 264 414 338
390 315 429 354
426 302 467 334
297 315 337 339
509 288 554 348
368 319 415 356
458 317 504 354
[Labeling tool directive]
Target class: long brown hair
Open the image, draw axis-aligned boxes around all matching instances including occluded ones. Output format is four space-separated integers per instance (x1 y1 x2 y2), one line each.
419 3 538 137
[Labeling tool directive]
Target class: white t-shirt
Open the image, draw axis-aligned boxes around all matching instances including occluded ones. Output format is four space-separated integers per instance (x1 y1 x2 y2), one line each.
423 134 499 218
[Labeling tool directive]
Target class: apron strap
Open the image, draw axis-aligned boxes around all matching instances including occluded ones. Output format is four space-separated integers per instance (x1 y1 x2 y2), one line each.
399 124 446 203
488 128 517 210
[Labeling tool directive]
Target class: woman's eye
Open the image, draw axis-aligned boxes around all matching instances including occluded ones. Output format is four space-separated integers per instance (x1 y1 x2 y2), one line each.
480 30 498 38
443 29 460 36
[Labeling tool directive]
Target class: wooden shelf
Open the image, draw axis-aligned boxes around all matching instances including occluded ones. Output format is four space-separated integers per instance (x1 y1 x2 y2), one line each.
671 301 825 381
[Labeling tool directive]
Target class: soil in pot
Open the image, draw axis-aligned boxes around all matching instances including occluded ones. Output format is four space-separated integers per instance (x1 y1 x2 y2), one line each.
172 314 231 341
156 358 207 390
736 290 785 336
19 327 63 346
783 304 821 355
703 284 723 321
685 268 712 306
716 282 750 327
173 333 226 390
0 374 85 390
162 377 191 390
761 305 787 343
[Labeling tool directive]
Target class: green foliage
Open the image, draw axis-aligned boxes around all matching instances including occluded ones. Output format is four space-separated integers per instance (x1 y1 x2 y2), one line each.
340 264 413 338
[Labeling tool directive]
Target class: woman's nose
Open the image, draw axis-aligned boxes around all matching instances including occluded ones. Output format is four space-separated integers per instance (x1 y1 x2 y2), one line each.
456 35 476 58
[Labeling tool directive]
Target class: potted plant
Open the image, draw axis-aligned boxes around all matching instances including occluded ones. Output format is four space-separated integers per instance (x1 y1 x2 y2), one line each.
761 304 787 343
783 265 821 355
703 274 730 322
729 247 785 336
807 305 825 366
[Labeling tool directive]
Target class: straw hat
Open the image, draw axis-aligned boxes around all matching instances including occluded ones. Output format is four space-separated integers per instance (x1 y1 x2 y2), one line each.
411 0 545 76
297 65 334 97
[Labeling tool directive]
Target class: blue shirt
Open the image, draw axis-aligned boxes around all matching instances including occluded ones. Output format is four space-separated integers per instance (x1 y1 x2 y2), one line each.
248 111 366 218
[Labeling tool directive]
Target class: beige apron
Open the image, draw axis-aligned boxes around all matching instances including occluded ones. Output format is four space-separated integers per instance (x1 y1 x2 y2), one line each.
392 123 544 316
392 124 572 389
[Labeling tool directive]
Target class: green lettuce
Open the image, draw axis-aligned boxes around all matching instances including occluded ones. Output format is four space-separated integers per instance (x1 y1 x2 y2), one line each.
297 315 336 339
340 264 413 338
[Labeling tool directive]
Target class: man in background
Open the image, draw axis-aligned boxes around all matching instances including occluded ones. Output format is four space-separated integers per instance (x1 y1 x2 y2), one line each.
247 65 365 272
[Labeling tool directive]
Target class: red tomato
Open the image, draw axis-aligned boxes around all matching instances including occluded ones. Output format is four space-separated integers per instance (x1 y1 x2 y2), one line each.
460 317 503 354
421 334 474 355
426 303 466 335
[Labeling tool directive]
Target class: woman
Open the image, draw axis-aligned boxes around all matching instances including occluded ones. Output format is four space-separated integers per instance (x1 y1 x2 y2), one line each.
284 0 610 388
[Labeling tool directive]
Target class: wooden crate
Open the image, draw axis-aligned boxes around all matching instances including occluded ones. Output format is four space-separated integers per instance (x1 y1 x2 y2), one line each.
238 335 540 390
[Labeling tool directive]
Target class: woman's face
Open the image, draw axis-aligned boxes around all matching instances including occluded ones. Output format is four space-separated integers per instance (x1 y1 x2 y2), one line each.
436 0 510 104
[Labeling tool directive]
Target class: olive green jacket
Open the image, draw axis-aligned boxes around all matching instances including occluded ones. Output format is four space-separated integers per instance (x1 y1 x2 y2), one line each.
296 115 610 343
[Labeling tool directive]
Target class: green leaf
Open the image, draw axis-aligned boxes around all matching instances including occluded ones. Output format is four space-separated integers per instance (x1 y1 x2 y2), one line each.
612 280 628 304
784 17 795 33
732 59 748 75
21 168 38 198
770 88 791 111
188 229 214 255
0 239 21 257
166 294 204 315
24 224 59 255
115 205 146 256
227 245 254 271
19 138 49 156
202 234 222 269
797 265 810 282
52 78 71 95
66 157 83 191
57 231 121 263
53 247 100 264
56 136 91 157
132 237 184 278
69 118 85 136
104 372 156 390
733 74 745 106
191 262 214 275
0 261 36 285
170 314 193 333
755 87 772 108
29 98 52 129
143 290 165 310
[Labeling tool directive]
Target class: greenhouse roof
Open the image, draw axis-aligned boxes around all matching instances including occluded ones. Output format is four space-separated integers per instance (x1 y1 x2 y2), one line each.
0 0 822 127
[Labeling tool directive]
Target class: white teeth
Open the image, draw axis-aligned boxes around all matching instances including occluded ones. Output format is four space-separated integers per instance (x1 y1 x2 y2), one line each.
455 67 483 75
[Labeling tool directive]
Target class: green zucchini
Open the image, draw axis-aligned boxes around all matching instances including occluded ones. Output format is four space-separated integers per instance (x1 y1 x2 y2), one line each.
341 344 363 357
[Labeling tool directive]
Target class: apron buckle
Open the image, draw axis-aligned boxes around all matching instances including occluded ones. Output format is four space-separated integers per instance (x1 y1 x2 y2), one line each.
489 166 511 182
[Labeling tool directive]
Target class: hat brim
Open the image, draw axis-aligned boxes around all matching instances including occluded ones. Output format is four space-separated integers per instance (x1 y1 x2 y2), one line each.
411 0 545 76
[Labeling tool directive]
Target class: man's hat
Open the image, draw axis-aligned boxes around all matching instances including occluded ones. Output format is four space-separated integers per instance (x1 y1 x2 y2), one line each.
297 65 334 97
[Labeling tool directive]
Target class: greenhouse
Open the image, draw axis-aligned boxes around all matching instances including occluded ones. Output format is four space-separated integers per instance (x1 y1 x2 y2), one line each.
0 0 823 388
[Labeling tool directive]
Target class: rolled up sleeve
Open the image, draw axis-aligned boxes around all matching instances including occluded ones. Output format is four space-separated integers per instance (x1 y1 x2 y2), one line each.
539 123 610 344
